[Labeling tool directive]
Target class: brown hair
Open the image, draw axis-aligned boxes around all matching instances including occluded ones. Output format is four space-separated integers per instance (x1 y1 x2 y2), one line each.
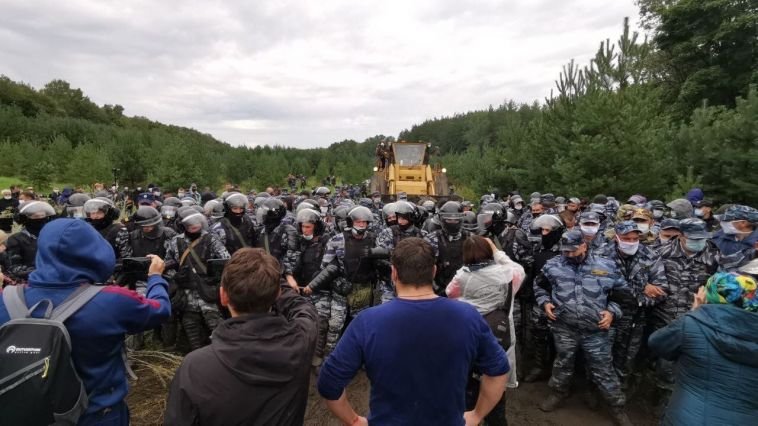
463 235 494 266
391 237 435 287
220 248 281 314
559 210 576 227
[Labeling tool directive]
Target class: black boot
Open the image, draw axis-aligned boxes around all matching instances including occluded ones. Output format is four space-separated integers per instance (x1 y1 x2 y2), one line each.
523 367 547 383
539 392 567 412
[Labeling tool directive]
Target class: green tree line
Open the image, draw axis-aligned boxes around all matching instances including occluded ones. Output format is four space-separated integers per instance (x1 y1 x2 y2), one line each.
0 0 755 204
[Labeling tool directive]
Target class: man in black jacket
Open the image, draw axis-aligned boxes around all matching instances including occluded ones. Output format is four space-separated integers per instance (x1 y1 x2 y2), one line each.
164 248 318 426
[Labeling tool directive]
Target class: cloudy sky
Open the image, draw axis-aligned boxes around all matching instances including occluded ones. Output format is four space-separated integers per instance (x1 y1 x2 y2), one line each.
0 0 641 148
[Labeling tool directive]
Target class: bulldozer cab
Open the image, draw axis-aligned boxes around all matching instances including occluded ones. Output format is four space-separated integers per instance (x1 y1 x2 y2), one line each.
393 143 427 167
370 141 450 202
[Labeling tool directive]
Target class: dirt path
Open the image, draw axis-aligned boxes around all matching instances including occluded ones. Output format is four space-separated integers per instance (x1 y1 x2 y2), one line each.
303 372 657 426
129 363 658 425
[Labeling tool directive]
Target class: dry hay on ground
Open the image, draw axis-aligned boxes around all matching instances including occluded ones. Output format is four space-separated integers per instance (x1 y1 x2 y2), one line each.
126 350 183 426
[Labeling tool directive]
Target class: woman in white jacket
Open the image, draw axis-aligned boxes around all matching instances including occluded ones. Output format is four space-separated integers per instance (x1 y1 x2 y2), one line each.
447 235 525 426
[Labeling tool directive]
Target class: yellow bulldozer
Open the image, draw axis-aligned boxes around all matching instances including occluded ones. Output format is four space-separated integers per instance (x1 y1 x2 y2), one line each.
369 141 451 202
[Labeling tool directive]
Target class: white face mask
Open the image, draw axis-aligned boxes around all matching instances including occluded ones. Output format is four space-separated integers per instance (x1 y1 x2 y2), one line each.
178 192 185 198
617 238 639 256
653 209 664 219
636 223 650 234
302 234 314 241
720 221 738 235
694 208 704 218
580 225 599 236
2 196 10 200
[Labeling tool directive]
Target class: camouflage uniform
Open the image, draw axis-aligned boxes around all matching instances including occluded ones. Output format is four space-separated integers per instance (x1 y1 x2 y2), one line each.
517 210 535 233
310 230 380 356
596 239 668 387
653 236 720 390
534 254 627 407
375 225 427 302
165 231 230 350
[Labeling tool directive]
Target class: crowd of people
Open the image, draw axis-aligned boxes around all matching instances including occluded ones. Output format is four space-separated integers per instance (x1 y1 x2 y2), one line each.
0 182 756 425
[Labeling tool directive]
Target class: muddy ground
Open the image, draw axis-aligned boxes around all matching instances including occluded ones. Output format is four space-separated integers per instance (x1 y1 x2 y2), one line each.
129 364 657 426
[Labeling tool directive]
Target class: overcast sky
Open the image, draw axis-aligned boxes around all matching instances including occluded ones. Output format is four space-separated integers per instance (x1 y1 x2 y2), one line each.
0 0 641 148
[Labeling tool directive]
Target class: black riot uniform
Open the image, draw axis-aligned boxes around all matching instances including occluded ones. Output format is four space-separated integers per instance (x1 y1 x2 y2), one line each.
84 197 132 260
424 201 470 295
212 193 257 255
5 201 56 282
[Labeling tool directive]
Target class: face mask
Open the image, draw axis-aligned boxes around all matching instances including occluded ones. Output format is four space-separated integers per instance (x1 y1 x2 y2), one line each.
351 226 367 237
659 235 671 243
580 225 599 236
443 220 461 235
636 223 650 234
653 209 664 219
720 221 744 235
320 207 329 214
87 217 110 231
694 208 704 218
302 234 314 241
185 230 202 240
25 218 47 236
617 238 639 256
3 196 10 200
178 192 186 198
684 238 706 252
373 197 381 204
514 203 523 210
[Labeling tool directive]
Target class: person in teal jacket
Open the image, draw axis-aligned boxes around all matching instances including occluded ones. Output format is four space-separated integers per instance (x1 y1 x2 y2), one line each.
648 272 758 426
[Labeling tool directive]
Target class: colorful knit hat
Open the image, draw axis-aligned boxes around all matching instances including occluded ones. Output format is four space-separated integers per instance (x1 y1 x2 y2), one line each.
705 272 758 313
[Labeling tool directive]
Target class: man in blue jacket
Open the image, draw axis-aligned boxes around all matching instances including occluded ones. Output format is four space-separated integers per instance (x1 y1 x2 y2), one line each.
0 218 171 425
318 238 509 426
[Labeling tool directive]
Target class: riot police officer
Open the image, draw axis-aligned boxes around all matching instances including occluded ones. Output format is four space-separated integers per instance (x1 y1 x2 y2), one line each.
212 192 257 255
376 201 427 301
293 208 331 369
424 201 469 295
5 201 56 282
255 198 301 289
84 197 132 260
165 207 230 351
303 206 382 357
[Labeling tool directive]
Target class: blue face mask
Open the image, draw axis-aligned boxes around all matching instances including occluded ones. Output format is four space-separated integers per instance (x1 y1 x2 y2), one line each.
684 238 706 253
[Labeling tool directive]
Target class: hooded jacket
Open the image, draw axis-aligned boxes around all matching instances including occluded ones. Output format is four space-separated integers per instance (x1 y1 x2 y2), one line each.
648 304 758 426
0 219 171 422
164 286 318 426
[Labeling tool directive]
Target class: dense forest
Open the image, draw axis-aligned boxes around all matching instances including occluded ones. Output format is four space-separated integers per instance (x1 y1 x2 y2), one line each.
0 0 756 204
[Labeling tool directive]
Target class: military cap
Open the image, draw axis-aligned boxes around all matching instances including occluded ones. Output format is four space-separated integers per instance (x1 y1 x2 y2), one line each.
615 221 641 235
660 218 681 230
679 218 710 239
717 205 758 223
579 211 601 224
560 230 585 251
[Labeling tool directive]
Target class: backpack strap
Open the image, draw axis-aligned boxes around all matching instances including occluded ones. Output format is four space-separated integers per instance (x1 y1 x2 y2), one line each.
2 285 29 320
3 285 60 320
50 285 104 323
